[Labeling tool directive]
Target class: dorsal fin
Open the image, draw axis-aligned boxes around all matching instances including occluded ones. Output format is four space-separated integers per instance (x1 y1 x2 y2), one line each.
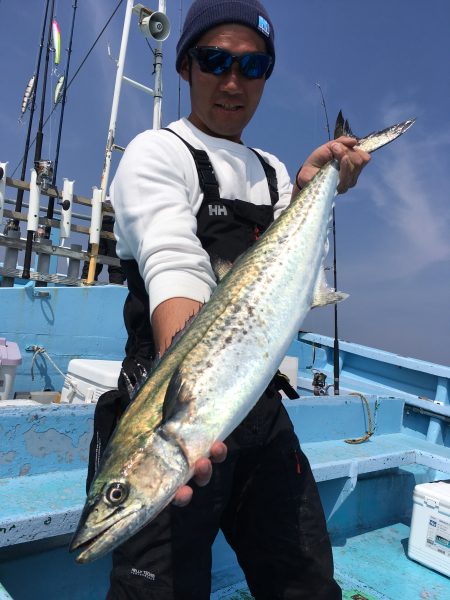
334 110 357 140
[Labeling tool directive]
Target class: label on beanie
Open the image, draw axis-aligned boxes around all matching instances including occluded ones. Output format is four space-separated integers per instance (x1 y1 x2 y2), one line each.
258 15 270 37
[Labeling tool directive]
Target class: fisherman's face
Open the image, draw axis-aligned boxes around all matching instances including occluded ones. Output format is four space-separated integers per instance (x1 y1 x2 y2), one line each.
180 24 267 143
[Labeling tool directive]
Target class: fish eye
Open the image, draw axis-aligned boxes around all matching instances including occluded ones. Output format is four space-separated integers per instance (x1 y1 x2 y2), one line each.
105 482 129 506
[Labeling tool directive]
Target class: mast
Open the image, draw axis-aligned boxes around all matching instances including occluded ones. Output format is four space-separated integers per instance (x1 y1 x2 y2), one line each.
86 0 170 283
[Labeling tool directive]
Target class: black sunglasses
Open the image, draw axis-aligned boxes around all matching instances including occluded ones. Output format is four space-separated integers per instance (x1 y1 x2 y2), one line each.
188 46 272 79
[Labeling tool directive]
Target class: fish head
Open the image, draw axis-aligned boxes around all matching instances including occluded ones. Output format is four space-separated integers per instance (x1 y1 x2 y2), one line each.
70 469 148 563
70 434 189 563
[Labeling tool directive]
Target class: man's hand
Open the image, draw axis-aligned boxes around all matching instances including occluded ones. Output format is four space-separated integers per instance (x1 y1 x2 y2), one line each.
172 441 228 507
295 136 371 194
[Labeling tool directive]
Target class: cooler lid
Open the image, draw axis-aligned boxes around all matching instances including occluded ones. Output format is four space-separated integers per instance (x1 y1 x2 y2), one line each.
0 338 22 366
66 359 121 387
414 480 450 510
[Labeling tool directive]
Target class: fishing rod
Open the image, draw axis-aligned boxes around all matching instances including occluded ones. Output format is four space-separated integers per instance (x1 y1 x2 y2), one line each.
13 0 51 217
50 0 78 207
22 0 56 280
11 0 125 180
34 0 55 165
316 82 340 395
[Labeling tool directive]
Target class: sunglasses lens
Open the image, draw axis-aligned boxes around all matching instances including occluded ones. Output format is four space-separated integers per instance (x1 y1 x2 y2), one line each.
198 49 232 75
240 53 272 78
191 48 272 79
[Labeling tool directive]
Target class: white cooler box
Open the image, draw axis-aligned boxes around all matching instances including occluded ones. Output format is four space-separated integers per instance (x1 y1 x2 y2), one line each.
61 359 122 404
408 480 450 577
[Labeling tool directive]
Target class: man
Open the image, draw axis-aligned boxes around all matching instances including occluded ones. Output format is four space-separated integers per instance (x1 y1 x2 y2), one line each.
93 0 370 597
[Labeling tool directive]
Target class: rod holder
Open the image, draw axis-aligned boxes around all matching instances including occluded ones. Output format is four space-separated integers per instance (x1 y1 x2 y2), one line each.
59 178 74 242
27 169 41 233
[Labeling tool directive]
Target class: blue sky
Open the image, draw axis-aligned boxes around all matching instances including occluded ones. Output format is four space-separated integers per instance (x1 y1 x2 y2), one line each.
1 0 449 365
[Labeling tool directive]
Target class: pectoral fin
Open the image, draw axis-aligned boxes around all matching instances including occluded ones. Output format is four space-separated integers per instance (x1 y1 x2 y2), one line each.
311 269 349 308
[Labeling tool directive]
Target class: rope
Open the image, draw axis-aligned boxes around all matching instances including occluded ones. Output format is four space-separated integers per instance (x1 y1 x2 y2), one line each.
344 392 374 444
27 344 69 381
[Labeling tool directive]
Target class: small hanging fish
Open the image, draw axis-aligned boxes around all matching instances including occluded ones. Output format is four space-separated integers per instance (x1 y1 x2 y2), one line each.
19 75 36 122
54 75 65 105
52 19 61 65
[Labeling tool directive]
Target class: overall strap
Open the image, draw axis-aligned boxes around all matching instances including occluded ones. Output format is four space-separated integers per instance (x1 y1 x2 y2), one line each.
162 128 220 202
163 128 279 205
248 148 279 207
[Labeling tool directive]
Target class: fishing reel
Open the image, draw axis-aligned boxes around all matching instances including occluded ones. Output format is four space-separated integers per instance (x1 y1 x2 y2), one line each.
133 4 171 41
312 370 328 396
34 159 54 192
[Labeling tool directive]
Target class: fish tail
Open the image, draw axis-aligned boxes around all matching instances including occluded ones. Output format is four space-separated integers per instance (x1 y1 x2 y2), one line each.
334 111 415 154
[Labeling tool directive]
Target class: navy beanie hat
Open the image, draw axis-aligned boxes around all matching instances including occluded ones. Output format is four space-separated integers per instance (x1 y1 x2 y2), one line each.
176 0 275 78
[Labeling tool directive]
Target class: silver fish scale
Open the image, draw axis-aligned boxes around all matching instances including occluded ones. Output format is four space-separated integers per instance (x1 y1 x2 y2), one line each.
357 119 415 154
162 162 340 464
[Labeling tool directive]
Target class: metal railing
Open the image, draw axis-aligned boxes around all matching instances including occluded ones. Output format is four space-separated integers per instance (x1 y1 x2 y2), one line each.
0 176 120 287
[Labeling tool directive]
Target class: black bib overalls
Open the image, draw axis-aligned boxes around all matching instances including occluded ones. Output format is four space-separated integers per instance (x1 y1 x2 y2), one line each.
88 131 341 600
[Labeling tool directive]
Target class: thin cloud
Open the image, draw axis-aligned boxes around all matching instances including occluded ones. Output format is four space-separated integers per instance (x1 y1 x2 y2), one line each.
368 140 450 273
351 96 450 280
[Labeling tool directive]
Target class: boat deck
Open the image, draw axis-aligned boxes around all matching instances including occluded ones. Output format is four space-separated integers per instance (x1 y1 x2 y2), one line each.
1 393 449 598
212 523 449 600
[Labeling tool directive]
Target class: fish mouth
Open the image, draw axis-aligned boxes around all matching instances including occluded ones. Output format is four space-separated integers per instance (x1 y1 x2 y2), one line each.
70 506 141 563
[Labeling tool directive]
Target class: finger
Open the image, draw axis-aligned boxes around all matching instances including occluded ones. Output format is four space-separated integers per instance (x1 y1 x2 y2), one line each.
334 135 359 148
192 457 213 487
173 484 193 507
336 150 371 194
210 441 227 463
337 155 357 194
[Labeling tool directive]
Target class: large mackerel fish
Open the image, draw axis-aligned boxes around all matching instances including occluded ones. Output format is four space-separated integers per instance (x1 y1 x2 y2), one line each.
71 114 414 562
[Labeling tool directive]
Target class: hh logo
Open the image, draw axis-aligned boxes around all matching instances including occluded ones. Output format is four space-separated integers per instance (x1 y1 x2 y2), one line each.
208 204 228 216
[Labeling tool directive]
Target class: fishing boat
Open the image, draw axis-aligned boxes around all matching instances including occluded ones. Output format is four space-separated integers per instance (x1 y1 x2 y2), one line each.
1 2 449 599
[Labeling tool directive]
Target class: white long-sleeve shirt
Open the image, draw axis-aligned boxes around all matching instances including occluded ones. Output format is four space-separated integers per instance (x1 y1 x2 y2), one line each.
110 118 293 317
